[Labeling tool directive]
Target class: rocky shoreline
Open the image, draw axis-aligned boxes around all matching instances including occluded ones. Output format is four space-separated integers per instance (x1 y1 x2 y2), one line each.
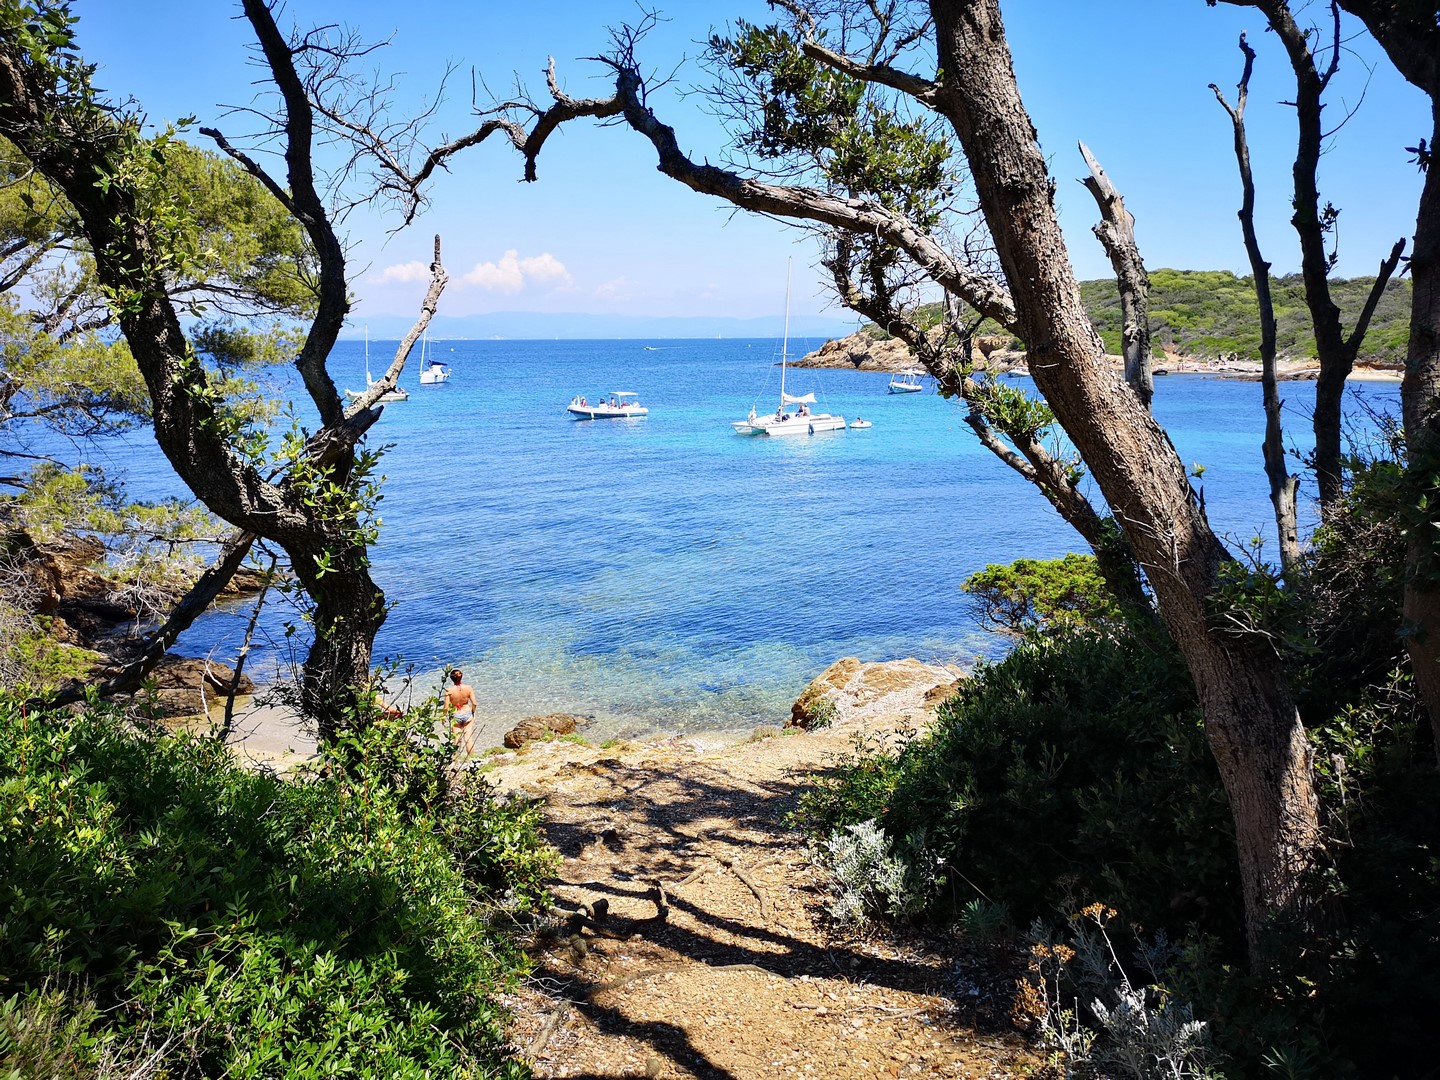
3 513 266 716
793 328 1404 381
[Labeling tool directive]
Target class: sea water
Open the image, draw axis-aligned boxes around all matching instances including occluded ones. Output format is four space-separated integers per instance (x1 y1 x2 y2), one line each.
98 339 1400 739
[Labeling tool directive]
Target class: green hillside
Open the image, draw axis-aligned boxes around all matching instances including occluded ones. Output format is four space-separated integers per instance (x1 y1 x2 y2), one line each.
1087 268 1412 363
883 269 1413 363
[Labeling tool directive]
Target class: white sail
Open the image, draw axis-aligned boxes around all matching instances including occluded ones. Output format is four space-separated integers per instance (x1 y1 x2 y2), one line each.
781 391 816 405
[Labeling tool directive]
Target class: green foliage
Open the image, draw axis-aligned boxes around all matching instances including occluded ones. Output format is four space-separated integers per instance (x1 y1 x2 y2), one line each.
962 553 1124 635
707 21 955 227
1090 269 1413 363
0 693 552 1077
793 625 1238 939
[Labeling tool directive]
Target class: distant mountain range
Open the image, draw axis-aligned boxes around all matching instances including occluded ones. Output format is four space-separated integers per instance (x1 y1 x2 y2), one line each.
342 311 858 341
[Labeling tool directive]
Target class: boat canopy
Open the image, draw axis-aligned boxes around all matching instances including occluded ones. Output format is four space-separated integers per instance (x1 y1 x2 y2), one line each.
613 391 639 397
781 391 816 405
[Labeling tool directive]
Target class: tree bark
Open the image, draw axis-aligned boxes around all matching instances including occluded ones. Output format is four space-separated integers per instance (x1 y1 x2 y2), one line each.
1333 0 1440 761
1078 141 1154 411
929 0 1325 964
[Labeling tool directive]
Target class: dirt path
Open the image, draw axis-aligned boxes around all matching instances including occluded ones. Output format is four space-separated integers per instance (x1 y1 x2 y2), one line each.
485 661 1041 1079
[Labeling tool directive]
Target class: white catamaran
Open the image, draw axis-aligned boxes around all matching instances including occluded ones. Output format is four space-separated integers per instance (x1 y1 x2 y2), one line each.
732 263 845 437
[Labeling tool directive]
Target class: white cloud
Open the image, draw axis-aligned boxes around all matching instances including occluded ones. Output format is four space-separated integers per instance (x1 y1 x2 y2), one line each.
461 250 571 294
594 276 631 300
519 252 571 285
376 260 432 283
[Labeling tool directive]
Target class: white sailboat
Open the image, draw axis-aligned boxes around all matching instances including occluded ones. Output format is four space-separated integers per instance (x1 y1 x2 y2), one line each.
345 327 409 402
732 262 845 437
417 331 450 385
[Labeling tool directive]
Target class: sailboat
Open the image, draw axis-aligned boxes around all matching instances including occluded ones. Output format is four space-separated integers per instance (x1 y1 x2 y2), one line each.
345 327 409 402
731 262 845 437
417 331 450 385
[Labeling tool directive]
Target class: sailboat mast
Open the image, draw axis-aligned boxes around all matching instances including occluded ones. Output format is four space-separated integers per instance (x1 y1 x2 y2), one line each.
364 325 372 385
780 259 791 405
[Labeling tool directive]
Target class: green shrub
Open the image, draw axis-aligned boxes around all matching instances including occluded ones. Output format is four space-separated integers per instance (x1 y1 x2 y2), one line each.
961 553 1124 635
794 624 1239 939
0 694 551 1078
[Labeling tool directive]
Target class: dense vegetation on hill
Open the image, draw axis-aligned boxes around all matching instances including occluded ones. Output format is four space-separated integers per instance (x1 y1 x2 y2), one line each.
881 269 1413 363
1088 269 1412 363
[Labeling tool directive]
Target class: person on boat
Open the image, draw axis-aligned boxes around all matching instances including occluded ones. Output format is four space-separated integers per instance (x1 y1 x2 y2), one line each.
444 668 479 756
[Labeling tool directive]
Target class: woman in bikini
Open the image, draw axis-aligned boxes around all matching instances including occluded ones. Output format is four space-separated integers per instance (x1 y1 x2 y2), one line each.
444 669 479 756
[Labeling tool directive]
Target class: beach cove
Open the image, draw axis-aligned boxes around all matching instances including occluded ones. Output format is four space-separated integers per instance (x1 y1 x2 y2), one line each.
113 336 1401 754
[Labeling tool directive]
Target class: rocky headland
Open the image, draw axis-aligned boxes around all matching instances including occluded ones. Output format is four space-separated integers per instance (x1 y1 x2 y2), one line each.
793 328 1404 381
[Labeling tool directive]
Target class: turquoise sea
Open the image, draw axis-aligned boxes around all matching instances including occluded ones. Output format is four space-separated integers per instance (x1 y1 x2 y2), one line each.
109 339 1399 740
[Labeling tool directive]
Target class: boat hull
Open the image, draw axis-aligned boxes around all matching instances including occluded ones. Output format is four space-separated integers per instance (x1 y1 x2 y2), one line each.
888 382 923 394
734 412 846 436
568 404 648 420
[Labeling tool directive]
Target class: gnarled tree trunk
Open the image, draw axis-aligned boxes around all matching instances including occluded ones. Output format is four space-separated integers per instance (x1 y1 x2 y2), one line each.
930 0 1326 964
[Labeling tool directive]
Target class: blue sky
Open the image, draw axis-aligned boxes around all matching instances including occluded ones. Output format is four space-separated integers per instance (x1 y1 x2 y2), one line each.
74 1 1429 326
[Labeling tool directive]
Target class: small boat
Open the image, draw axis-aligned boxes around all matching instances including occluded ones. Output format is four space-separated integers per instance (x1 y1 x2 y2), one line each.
345 327 409 402
733 262 846 437
888 368 925 393
567 391 648 419
850 418 873 429
417 332 450 384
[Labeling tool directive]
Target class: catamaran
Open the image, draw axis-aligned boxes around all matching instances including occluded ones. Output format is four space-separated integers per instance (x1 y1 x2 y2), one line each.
732 262 845 436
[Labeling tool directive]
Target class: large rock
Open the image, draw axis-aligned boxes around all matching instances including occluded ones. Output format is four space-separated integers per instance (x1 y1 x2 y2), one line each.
794 330 1023 373
152 654 256 696
112 655 257 719
788 657 963 730
504 712 584 749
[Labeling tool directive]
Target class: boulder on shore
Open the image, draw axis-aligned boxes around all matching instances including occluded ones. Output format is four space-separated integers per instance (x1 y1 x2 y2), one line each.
788 657 964 730
504 712 584 749
104 655 256 719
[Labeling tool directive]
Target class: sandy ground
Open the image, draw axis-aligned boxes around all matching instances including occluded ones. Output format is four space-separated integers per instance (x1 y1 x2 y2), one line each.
473 659 1042 1079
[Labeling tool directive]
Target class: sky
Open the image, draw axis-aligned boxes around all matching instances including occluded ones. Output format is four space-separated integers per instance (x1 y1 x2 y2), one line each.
71 1 1431 328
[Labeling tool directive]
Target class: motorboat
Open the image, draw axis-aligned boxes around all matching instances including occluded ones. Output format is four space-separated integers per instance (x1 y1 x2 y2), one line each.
850 418 873 429
417 332 450 384
733 262 845 437
888 368 925 393
345 327 409 402
567 391 648 419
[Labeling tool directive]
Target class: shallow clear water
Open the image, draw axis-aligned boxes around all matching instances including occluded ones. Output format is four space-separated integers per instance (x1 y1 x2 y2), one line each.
108 340 1399 738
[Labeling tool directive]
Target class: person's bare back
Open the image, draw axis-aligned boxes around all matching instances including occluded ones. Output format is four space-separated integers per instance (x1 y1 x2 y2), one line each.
444 669 479 754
